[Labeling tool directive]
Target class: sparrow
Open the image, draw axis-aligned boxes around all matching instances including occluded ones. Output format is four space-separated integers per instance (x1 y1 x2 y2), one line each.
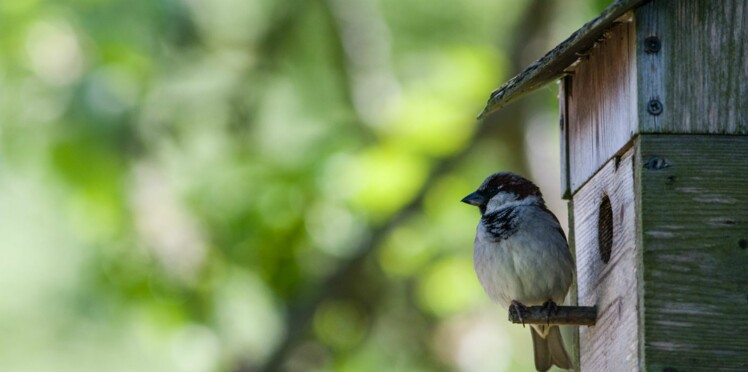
461 172 575 372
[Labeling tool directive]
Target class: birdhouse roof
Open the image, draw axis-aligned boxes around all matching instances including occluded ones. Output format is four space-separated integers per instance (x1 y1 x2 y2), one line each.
477 0 648 119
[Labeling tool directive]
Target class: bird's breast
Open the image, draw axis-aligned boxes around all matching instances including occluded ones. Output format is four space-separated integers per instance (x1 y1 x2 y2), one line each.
472 214 574 309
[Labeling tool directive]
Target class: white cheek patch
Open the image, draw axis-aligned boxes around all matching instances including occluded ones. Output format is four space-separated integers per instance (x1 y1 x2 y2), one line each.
485 193 543 214
486 191 517 211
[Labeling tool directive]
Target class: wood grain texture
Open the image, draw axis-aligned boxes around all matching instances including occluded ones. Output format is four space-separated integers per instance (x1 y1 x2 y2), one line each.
478 0 648 118
638 135 748 371
573 146 640 372
566 199 581 370
567 20 638 194
559 76 571 199
636 0 748 134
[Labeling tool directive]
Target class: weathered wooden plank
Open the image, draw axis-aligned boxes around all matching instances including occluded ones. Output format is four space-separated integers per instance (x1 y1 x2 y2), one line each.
559 76 571 199
478 0 648 118
636 0 748 134
573 146 639 372
567 20 638 194
638 135 748 371
566 199 581 369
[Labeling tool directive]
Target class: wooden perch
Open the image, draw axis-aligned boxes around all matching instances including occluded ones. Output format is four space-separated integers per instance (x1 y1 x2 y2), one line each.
508 305 597 326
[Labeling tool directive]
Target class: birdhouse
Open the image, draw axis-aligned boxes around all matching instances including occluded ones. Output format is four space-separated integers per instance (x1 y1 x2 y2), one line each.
479 0 748 370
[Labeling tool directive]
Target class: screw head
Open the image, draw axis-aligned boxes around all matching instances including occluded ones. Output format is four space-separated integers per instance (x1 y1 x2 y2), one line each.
644 36 661 53
644 156 669 170
647 99 663 116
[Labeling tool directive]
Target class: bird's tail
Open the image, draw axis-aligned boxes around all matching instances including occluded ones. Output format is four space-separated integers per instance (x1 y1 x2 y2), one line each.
530 325 573 372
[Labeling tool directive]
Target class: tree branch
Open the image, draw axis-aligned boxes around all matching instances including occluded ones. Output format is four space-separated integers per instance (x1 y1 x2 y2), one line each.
254 0 557 370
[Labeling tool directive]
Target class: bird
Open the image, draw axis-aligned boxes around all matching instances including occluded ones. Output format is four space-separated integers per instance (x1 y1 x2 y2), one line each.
461 172 575 371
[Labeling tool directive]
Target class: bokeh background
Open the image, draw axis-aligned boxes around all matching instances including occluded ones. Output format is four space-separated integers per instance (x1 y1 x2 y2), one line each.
0 0 611 371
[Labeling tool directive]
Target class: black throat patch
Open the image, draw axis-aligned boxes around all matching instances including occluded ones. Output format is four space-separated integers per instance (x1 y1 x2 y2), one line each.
482 206 519 241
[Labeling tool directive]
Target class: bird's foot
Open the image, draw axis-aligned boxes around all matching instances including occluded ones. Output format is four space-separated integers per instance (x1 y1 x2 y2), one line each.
541 300 559 325
510 300 528 327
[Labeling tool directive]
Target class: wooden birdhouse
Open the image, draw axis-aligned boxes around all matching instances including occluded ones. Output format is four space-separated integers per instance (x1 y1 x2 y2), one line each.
480 0 748 370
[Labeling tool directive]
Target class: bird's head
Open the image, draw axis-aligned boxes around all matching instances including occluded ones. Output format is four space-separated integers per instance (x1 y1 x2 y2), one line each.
461 172 544 215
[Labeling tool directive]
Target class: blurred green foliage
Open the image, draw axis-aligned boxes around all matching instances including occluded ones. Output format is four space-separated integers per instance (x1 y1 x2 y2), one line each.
0 0 607 371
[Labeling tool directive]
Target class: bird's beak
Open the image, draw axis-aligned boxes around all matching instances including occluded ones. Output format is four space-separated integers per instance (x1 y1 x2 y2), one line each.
461 192 485 206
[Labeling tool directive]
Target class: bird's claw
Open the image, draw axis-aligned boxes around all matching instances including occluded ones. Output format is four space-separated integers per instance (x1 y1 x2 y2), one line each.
541 300 559 325
510 300 528 327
